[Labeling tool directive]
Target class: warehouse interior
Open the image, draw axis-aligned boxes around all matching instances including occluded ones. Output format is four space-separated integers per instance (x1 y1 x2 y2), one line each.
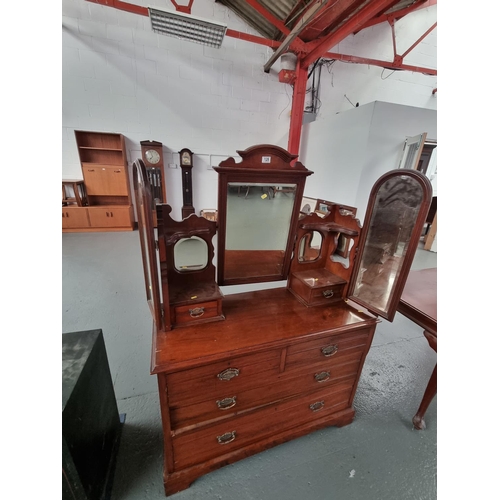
31 0 489 498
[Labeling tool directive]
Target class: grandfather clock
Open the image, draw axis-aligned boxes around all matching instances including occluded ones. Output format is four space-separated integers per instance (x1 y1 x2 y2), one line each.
140 140 167 204
179 148 195 219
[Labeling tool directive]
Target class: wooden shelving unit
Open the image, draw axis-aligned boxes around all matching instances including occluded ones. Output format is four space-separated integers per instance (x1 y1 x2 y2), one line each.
63 131 134 232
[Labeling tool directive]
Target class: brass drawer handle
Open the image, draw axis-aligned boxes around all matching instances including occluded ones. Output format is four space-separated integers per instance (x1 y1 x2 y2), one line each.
87 169 95 172
217 368 239 381
314 371 330 383
321 345 338 357
114 170 121 173
322 290 334 298
216 396 237 410
189 307 205 318
310 401 324 412
217 431 236 445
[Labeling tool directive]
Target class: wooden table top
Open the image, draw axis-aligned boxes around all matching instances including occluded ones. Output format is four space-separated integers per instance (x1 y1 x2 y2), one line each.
397 268 437 336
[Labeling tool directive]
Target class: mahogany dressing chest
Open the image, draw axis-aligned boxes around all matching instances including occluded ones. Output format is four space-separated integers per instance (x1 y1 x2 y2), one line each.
132 145 432 495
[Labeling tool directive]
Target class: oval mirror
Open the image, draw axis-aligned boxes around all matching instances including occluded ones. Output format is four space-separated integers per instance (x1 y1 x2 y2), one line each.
174 236 208 272
298 231 323 262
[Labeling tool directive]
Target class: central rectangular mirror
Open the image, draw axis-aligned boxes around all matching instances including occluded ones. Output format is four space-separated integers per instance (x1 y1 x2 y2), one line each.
225 182 297 281
214 145 313 286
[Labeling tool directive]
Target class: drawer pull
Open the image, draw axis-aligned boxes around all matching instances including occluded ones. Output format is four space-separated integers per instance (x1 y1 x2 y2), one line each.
216 396 237 410
310 401 325 412
322 290 334 298
314 371 330 383
217 431 236 445
87 169 95 172
321 345 338 357
217 368 239 381
114 170 121 173
189 307 205 318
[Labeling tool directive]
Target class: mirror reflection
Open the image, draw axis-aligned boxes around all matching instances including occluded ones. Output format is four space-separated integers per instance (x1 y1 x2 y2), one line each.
174 236 208 272
298 231 322 262
352 175 424 313
331 237 354 268
225 182 296 280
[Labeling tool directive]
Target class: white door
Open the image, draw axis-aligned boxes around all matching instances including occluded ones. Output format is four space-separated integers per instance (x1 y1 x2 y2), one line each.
398 132 427 169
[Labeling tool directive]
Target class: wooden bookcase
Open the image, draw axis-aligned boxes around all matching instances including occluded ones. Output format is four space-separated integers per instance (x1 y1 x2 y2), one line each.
63 131 134 232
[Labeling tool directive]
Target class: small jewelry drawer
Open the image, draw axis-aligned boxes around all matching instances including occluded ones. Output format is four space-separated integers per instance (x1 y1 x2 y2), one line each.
288 269 346 307
309 283 344 304
172 300 221 325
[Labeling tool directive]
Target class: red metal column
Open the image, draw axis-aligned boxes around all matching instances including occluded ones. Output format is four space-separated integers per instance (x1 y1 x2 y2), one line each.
287 64 308 158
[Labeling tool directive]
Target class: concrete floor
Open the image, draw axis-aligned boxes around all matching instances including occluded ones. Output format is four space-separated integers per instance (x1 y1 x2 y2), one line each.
62 231 437 500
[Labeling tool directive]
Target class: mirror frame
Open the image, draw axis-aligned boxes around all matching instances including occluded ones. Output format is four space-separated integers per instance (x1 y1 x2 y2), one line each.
132 159 166 331
348 168 433 321
214 145 313 286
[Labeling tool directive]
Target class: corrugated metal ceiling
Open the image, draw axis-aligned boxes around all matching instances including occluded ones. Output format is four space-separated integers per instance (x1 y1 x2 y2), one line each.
216 0 420 42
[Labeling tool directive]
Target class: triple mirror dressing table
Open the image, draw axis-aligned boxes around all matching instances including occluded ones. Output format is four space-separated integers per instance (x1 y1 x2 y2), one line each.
132 145 432 496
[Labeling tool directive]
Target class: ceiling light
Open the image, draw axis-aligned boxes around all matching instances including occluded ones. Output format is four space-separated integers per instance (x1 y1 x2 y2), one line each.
149 8 227 48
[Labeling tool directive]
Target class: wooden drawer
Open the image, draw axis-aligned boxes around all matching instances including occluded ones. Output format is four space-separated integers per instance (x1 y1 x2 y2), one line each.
308 282 344 305
62 207 90 229
172 300 220 326
285 329 370 371
87 206 133 228
170 366 358 430
289 269 346 307
166 350 281 407
172 383 353 469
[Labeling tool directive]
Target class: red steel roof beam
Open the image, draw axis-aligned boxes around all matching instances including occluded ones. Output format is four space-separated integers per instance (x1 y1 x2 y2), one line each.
359 0 436 31
322 51 436 75
244 0 292 36
301 0 400 68
298 0 367 42
84 1 281 49
263 0 331 73
400 22 437 59
85 0 148 16
225 29 281 48
169 1 194 14
287 65 309 157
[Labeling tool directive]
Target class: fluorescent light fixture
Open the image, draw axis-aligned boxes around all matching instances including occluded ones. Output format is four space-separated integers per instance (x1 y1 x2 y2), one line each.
149 8 227 48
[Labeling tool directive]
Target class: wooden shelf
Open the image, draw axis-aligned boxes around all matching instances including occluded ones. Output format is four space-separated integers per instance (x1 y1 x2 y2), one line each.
63 131 134 232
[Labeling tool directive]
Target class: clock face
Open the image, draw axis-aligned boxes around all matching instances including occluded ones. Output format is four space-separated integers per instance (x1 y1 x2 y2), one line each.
181 152 192 166
145 149 161 165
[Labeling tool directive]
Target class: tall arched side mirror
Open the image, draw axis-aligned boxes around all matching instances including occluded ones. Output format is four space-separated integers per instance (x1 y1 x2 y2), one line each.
348 169 432 321
214 145 313 286
132 159 166 331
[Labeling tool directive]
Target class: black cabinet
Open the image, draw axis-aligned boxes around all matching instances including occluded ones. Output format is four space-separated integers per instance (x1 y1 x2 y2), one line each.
62 330 123 500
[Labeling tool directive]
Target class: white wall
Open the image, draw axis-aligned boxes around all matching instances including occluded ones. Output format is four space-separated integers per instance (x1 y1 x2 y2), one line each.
312 4 437 116
62 0 436 220
62 0 292 219
300 102 374 204
301 101 437 223
355 101 437 221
